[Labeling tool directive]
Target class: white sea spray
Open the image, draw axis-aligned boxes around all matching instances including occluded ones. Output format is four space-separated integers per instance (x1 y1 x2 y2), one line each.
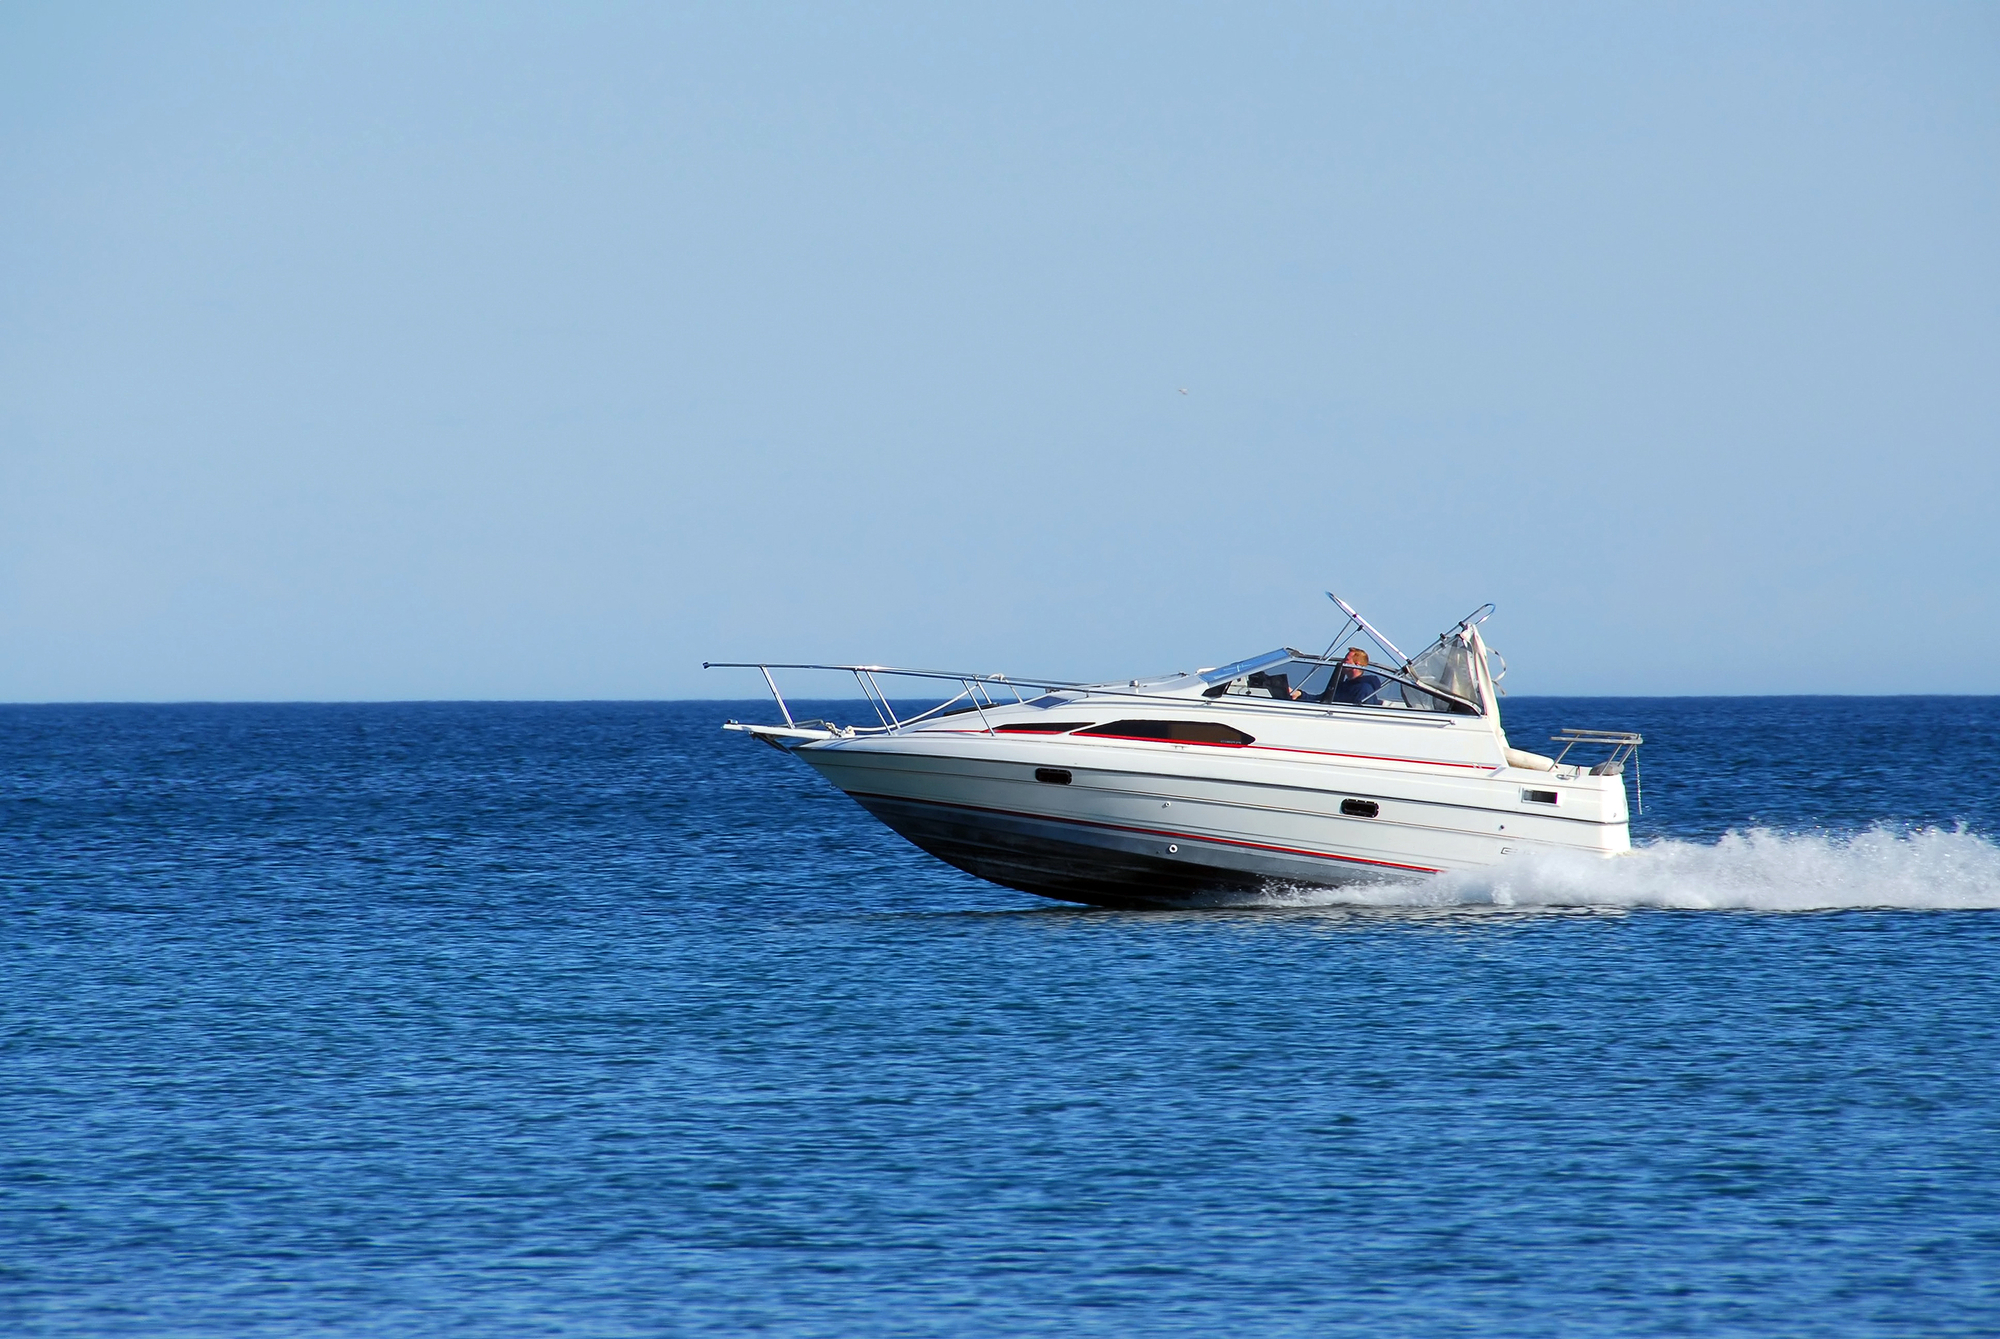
1255 827 2000 912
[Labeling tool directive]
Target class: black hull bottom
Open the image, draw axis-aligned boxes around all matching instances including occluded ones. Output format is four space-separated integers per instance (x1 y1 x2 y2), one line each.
847 791 1398 909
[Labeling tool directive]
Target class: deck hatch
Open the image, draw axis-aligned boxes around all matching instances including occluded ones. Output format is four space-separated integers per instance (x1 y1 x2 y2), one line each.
1074 720 1255 747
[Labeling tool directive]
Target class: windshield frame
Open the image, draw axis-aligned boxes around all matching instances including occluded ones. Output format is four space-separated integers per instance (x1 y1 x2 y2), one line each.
1201 645 1485 715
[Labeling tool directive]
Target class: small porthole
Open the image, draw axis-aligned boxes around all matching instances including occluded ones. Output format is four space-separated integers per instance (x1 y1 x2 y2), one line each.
1035 767 1072 786
1521 788 1558 805
1340 798 1379 819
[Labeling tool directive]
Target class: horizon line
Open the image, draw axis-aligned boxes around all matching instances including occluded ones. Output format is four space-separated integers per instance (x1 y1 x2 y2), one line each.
4 692 1997 707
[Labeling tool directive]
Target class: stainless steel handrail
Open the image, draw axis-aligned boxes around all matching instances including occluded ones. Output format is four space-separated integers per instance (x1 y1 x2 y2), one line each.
1550 727 1643 760
1550 728 1645 813
703 660 1086 686
704 660 1087 739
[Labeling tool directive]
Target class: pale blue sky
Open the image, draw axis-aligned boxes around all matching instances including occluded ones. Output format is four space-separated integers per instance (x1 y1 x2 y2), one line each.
3 3 1995 700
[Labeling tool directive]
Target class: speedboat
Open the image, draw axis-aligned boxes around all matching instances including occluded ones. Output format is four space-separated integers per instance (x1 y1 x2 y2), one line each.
708 597 1642 908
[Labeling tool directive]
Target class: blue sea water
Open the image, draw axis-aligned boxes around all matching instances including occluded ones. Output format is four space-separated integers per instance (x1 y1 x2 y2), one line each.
4 695 1999 1336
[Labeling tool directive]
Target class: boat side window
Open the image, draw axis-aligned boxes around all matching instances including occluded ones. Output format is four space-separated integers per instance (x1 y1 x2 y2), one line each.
1076 720 1255 747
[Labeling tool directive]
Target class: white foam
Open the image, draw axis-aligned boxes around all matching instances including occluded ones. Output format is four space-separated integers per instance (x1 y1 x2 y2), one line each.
1256 827 2000 913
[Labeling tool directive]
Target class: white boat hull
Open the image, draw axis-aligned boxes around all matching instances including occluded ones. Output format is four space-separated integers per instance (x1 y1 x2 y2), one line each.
793 725 1629 907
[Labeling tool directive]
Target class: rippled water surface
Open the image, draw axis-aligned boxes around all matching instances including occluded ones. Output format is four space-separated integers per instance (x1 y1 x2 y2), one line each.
4 697 1999 1335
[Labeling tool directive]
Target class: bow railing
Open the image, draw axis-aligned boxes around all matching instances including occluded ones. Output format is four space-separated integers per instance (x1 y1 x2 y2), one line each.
702 661 1086 738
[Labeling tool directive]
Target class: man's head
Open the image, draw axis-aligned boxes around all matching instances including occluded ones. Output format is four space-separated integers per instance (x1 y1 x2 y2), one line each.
1342 648 1369 670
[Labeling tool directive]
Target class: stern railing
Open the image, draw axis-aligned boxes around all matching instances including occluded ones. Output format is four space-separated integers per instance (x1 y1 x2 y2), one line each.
1550 728 1645 812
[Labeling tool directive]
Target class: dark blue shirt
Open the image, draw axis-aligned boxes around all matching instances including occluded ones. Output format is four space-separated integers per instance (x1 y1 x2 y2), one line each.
1331 671 1384 705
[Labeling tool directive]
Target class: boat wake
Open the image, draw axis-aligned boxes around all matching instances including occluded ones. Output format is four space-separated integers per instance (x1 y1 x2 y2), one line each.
1254 827 2000 913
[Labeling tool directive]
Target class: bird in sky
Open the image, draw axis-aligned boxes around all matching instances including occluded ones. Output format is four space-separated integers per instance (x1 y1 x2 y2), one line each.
1178 387 1188 395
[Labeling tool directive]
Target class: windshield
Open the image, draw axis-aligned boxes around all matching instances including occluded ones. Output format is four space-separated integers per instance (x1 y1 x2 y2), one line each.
1198 601 1493 716
1201 655 1335 702
1404 635 1483 713
1200 647 1478 714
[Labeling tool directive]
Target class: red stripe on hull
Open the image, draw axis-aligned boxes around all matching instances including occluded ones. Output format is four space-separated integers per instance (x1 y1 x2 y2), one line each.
844 790 1442 876
915 730 1495 773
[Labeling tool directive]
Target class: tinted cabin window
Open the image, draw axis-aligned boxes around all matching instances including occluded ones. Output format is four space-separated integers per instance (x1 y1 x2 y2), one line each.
1340 798 1380 818
1075 720 1255 747
1521 789 1559 805
1035 767 1073 785
995 722 1094 734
